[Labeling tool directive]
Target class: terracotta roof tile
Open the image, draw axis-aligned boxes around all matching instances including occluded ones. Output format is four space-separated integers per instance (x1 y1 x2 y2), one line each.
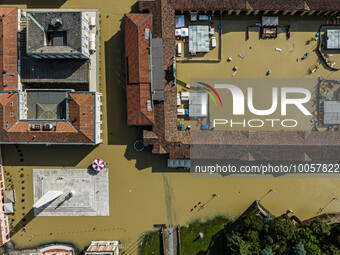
168 0 247 11
0 8 100 145
0 8 18 91
0 92 97 144
126 84 154 125
125 14 155 125
124 14 152 84
141 0 340 12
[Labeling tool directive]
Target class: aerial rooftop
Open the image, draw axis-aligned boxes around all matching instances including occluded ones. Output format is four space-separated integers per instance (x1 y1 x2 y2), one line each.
26 11 89 58
124 0 340 162
0 8 102 145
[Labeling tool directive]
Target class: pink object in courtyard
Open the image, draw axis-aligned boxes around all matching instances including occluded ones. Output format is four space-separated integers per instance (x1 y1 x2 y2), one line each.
92 159 106 171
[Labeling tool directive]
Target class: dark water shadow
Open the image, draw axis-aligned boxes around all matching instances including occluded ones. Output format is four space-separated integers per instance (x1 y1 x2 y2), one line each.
2 144 95 167
104 3 182 172
124 144 188 172
0 0 68 8
105 1 140 147
11 208 35 237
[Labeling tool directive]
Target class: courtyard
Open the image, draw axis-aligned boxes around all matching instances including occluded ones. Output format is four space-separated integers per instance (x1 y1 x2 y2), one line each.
33 168 109 217
176 14 340 132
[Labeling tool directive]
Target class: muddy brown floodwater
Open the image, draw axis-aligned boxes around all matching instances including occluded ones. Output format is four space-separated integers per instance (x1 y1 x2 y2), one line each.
0 1 340 254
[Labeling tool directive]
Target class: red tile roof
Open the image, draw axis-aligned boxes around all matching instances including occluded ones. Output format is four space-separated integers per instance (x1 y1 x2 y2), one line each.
124 14 152 84
0 92 97 144
125 13 155 125
0 8 18 91
140 0 340 11
0 7 100 145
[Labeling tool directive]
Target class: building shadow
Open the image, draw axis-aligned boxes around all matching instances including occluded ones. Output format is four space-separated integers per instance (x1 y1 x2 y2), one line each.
124 143 187 172
0 0 68 8
104 3 184 172
11 207 35 236
1 144 95 167
104 18 132 147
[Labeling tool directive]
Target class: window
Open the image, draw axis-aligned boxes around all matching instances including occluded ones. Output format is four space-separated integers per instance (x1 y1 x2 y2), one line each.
4 124 8 129
10 112 13 117
10 102 13 106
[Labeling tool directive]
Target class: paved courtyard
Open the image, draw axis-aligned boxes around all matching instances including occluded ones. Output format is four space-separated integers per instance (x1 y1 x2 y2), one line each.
33 168 109 216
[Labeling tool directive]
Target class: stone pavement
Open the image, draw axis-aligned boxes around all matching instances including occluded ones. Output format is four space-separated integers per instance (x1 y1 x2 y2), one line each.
33 168 109 216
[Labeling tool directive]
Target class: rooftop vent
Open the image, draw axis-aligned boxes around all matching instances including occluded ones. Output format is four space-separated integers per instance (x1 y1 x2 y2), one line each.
31 124 41 130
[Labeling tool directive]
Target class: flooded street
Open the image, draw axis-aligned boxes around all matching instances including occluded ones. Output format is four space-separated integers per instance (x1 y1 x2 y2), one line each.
0 0 339 254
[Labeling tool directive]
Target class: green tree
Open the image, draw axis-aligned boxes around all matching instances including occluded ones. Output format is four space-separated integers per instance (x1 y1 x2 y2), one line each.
227 231 250 255
330 224 340 249
244 230 261 254
322 244 340 255
310 219 331 239
272 216 296 243
297 228 321 255
263 235 274 246
298 227 318 244
261 246 273 255
292 242 306 255
304 241 321 255
243 214 264 232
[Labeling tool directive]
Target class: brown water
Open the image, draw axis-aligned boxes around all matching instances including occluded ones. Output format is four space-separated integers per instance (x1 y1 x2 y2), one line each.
0 1 340 254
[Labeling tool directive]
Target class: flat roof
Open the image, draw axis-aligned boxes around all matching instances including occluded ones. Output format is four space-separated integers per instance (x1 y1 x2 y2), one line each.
324 101 340 124
327 29 340 49
151 38 165 101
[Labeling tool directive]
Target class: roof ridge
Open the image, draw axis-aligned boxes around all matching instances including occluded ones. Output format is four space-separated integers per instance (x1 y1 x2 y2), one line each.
125 13 151 27
245 0 253 10
1 7 17 19
139 111 155 125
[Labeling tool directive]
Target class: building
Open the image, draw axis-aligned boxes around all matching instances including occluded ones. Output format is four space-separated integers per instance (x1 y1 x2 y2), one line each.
0 164 10 246
124 0 340 164
326 29 340 50
26 12 90 59
3 190 15 213
0 8 102 145
125 14 155 125
9 243 75 255
84 241 119 255
323 101 340 124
